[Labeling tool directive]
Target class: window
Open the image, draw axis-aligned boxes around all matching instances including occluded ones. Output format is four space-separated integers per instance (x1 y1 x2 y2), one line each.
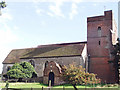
98 27 101 30
45 61 48 68
7 66 11 71
98 26 101 37
29 60 35 67
99 41 101 45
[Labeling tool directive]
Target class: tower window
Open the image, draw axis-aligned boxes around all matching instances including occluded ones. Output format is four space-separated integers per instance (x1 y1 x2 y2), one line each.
98 26 101 37
98 27 101 30
99 41 101 45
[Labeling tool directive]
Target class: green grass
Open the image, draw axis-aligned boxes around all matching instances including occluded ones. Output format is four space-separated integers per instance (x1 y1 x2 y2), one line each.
0 82 119 89
53 84 119 88
0 82 47 88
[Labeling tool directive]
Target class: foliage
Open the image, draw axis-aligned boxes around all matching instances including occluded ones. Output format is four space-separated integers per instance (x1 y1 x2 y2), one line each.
20 61 36 78
7 69 25 79
62 64 101 90
5 81 9 88
0 1 6 8
7 61 37 79
11 63 23 71
110 38 120 83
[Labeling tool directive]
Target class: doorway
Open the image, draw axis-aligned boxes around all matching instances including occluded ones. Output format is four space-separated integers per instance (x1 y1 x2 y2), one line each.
48 72 54 86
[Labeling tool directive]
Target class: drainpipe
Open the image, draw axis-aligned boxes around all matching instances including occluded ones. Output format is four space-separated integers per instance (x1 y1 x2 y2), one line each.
88 54 90 72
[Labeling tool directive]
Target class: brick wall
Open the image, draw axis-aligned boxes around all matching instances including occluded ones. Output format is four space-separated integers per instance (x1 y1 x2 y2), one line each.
43 61 63 85
87 10 116 83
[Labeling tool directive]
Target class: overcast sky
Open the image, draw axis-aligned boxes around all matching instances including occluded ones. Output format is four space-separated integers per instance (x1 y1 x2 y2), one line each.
0 0 119 73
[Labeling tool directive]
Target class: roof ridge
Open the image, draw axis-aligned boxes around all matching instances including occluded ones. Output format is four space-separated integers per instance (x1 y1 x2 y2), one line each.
37 41 87 48
11 41 87 50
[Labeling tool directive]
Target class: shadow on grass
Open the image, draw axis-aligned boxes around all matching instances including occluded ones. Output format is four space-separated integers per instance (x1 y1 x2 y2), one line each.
1 88 119 90
36 83 48 87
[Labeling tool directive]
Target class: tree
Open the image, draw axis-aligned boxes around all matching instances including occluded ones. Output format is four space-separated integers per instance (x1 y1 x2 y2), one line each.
0 1 6 15
109 38 120 83
0 1 6 8
62 64 101 90
7 61 37 81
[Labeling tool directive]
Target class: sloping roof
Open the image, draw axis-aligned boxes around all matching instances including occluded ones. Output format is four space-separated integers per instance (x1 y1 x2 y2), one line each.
3 42 87 64
3 49 29 64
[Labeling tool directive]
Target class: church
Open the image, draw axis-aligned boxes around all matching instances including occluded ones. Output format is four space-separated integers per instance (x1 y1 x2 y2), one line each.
2 10 118 85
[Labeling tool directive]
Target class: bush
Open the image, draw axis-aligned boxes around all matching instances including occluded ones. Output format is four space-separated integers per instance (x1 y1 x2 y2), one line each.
62 63 101 90
7 61 37 80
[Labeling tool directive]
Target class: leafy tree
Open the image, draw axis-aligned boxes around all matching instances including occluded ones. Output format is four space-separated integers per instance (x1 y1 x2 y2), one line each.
0 1 6 8
62 64 101 90
11 63 23 71
109 38 120 83
7 61 37 80
20 61 36 78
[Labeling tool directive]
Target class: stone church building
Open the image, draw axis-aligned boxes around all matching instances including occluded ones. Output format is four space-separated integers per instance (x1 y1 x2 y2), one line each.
2 10 118 85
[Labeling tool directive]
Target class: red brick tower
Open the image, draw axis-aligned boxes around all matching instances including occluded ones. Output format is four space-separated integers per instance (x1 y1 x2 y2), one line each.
87 10 117 83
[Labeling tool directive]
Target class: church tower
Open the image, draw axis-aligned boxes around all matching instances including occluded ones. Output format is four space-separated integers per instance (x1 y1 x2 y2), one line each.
87 10 117 83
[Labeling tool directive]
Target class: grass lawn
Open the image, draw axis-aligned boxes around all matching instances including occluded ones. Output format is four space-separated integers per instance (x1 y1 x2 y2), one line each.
53 84 119 88
0 82 47 88
0 82 119 89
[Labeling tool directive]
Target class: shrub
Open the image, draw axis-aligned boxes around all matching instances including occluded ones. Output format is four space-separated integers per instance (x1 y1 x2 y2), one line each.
7 61 37 80
62 63 101 90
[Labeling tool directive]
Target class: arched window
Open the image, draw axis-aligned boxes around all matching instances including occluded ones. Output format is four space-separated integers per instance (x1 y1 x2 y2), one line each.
98 26 101 37
7 66 11 71
98 26 101 30
29 60 35 67
45 61 48 68
99 41 101 45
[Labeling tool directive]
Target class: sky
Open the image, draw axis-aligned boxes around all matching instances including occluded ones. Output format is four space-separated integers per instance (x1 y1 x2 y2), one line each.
0 0 119 73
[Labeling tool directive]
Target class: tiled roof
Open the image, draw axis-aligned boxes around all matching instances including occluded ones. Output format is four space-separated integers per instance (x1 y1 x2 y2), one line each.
3 42 86 64
3 49 27 64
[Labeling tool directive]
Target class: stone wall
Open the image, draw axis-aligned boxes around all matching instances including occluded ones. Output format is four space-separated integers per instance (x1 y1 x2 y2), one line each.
2 64 14 74
2 64 14 80
21 56 85 77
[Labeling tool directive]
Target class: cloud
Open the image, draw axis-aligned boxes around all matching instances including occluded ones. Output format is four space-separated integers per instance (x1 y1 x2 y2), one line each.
0 12 12 20
0 8 19 73
69 3 78 20
0 11 18 45
41 21 46 26
0 27 18 44
33 2 45 15
32 0 40 3
48 0 65 18
0 8 13 23
47 12 54 17
93 3 97 6
13 26 19 30
0 8 17 45
73 0 83 3
33 0 65 18
35 8 44 15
